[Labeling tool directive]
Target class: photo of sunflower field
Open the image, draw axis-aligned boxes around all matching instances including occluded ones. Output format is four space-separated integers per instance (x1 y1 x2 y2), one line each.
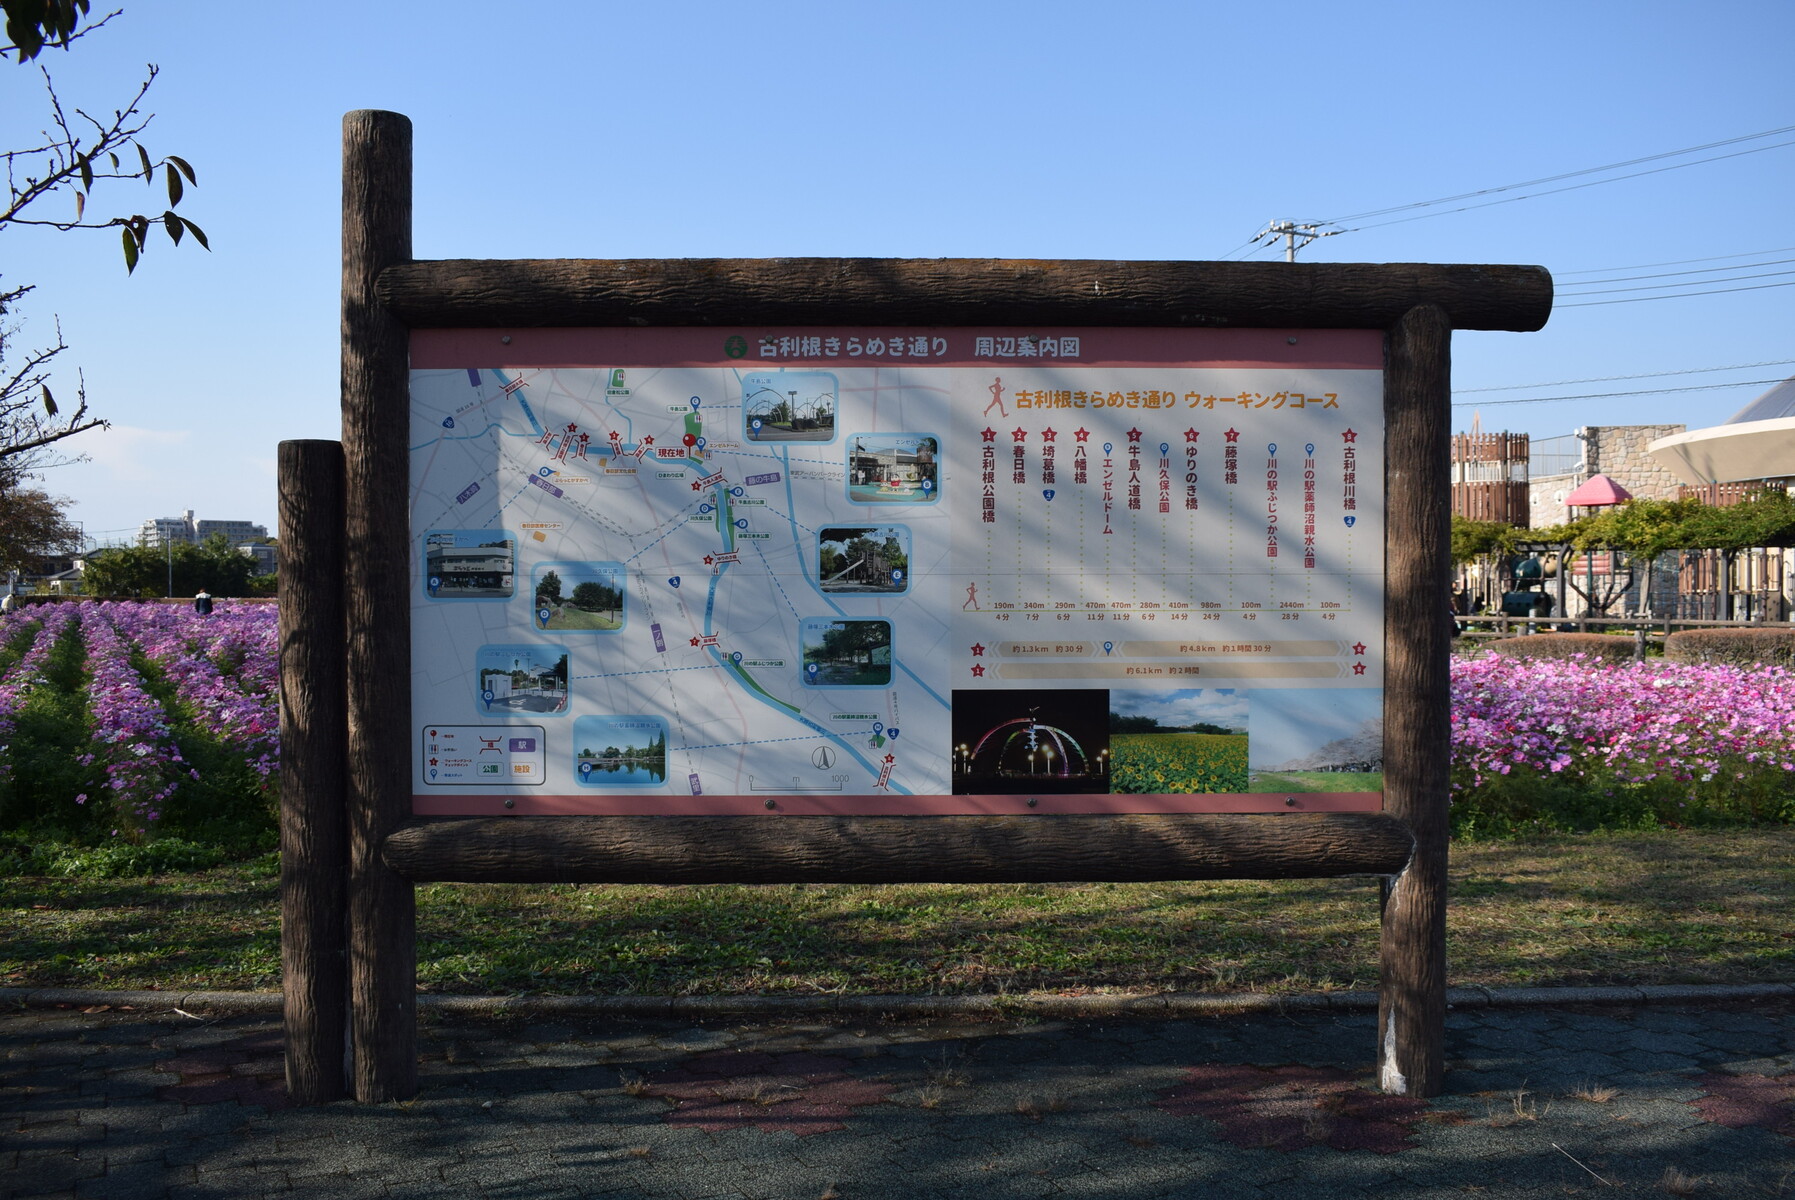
1107 689 1249 794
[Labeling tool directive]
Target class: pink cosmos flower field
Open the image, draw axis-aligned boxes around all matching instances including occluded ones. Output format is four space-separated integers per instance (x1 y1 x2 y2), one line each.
0 601 1791 839
1450 651 1795 828
0 600 277 839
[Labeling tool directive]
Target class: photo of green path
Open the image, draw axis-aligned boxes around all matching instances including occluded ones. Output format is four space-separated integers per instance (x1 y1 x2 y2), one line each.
532 563 624 632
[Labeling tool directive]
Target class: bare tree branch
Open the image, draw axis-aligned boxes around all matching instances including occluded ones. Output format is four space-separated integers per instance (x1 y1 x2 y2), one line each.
0 3 204 490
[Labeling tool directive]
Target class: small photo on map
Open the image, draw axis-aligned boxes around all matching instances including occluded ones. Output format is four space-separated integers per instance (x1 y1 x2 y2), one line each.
846 434 941 504
799 618 892 686
573 715 669 788
1245 688 1383 794
531 562 626 632
473 644 571 717
1108 689 1249 795
423 530 516 600
742 371 838 442
951 688 1109 795
816 525 911 594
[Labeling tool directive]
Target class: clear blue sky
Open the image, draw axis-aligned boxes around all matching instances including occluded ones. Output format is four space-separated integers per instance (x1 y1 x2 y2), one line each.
4 0 1790 544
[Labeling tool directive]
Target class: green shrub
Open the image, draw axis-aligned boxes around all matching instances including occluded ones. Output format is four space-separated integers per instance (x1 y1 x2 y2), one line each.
0 835 230 877
1484 633 1639 663
1664 628 1795 668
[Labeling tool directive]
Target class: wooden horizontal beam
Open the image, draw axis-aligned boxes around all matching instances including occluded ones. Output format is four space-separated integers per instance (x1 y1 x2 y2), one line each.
381 813 1415 885
376 258 1551 333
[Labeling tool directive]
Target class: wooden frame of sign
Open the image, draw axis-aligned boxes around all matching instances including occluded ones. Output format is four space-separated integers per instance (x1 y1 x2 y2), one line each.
277 109 1550 1105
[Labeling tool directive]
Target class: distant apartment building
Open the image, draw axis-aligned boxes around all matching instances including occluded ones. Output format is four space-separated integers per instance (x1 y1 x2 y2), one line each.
238 542 279 574
138 509 270 548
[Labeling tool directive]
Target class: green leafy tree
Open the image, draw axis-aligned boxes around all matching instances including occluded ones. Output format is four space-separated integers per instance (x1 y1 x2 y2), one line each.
81 532 256 598
1449 516 1521 566
1577 497 1704 614
534 568 562 607
0 481 79 574
819 620 889 665
570 579 620 613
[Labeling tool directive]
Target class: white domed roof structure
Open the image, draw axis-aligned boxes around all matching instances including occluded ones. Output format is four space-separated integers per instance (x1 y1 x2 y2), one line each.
1648 376 1795 485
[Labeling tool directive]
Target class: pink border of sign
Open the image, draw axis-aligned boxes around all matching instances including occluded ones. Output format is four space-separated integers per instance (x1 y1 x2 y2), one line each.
411 327 1382 370
412 792 1382 816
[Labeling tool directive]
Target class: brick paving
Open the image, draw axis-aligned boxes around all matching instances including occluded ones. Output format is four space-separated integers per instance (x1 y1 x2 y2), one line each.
3 997 1793 1198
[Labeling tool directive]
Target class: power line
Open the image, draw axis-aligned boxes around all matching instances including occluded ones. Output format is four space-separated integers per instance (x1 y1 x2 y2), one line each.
1319 124 1795 225
1555 245 1795 276
1556 256 1795 289
1557 266 1795 299
1450 378 1787 408
1231 126 1795 257
1557 279 1795 307
1340 139 1795 235
1457 359 1795 395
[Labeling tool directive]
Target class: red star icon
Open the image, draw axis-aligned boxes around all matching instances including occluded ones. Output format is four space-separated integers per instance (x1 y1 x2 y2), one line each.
970 663 986 677
703 555 715 565
429 758 438 767
607 432 619 441
1342 429 1358 443
1183 428 1201 443
642 435 655 445
1352 662 1367 675
1041 427 1058 442
1224 428 1241 443
691 480 703 490
1352 642 1367 655
1074 427 1091 442
981 427 998 442
565 422 578 432
1125 427 1143 441
1012 427 1028 442
689 637 701 647
883 754 895 764
970 643 986 656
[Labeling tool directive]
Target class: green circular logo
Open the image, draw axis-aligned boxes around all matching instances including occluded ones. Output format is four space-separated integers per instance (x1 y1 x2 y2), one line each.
724 335 748 359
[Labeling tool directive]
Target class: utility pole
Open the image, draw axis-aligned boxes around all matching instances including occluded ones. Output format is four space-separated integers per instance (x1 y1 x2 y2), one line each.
1254 220 1339 262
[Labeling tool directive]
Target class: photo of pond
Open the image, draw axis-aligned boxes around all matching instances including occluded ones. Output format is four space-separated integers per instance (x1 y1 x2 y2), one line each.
573 714 669 787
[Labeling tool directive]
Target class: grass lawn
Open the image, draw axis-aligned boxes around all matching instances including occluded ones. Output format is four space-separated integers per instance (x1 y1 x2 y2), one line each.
2 829 1790 996
1248 770 1384 793
541 607 621 631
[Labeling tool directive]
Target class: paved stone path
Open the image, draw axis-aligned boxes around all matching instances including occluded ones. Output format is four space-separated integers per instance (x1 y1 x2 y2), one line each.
4 998 1792 1198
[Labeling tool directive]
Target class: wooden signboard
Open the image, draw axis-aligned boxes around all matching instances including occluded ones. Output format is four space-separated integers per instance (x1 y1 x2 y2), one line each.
276 109 1551 1105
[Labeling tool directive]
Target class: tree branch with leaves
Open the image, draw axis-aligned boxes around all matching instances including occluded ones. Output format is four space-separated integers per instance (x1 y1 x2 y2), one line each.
0 0 207 485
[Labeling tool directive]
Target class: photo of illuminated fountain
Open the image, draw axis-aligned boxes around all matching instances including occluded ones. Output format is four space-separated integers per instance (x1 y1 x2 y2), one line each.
951 689 1109 795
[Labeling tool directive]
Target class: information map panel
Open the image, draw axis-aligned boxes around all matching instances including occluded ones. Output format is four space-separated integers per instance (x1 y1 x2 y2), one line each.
409 327 1385 814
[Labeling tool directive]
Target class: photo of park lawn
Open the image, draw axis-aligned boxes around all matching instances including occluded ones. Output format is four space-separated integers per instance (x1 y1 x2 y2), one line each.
532 563 624 631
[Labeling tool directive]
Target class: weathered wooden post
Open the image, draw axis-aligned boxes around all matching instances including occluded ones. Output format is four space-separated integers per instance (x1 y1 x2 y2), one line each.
278 439 348 1104
341 110 417 1101
1378 305 1452 1095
